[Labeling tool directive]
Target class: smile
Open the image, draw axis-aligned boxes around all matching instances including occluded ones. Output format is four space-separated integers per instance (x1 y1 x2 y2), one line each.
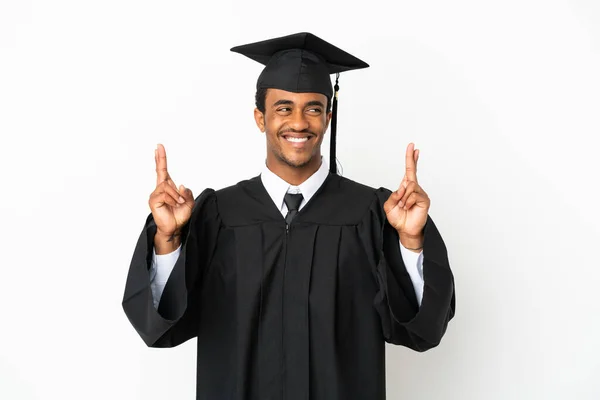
284 136 309 143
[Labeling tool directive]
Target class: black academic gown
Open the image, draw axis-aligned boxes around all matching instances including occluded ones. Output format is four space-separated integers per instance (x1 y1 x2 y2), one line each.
122 173 455 400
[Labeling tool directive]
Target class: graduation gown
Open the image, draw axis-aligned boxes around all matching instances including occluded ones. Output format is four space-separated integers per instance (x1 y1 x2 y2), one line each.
122 173 455 400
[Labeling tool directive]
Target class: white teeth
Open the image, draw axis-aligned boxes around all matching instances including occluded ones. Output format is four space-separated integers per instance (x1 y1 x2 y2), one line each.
285 137 308 143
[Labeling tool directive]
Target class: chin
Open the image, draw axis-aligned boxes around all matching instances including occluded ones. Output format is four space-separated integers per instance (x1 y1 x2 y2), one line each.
285 158 312 169
279 153 314 169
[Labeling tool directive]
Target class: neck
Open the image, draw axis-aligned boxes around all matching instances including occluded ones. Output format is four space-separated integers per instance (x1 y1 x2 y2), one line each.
266 155 321 186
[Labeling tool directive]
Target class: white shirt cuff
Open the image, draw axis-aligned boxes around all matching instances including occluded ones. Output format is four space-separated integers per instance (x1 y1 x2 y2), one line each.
399 241 424 306
149 244 182 308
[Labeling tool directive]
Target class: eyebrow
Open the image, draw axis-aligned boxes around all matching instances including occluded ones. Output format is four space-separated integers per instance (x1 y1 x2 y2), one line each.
272 99 326 108
273 99 294 107
305 100 325 108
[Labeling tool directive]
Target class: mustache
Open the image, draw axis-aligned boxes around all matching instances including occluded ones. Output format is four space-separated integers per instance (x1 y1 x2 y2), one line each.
278 128 317 137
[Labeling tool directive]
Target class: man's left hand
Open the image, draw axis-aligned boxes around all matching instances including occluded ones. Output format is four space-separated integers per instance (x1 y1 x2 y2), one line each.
383 143 430 249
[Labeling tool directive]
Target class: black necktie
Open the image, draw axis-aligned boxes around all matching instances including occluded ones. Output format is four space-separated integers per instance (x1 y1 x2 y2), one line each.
284 193 303 225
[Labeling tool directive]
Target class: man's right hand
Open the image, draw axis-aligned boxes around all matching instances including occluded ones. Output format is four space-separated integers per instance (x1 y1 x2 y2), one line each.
149 144 194 254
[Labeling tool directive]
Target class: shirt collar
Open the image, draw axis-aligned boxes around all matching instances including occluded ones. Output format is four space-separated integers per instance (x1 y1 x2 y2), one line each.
260 158 329 212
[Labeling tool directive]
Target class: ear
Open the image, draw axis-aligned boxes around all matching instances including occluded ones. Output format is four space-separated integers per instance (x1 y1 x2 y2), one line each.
325 110 332 130
254 108 265 132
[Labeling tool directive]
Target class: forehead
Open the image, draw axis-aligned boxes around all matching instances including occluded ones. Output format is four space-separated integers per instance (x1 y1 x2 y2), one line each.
265 88 328 105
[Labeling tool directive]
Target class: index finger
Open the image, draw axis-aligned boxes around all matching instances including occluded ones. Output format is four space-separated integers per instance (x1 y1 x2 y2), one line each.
155 143 169 185
405 142 418 182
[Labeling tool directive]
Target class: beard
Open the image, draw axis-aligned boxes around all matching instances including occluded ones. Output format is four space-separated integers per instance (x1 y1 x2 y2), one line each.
274 148 314 168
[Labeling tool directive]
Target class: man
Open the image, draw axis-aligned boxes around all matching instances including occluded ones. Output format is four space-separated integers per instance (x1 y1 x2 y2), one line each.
122 32 455 400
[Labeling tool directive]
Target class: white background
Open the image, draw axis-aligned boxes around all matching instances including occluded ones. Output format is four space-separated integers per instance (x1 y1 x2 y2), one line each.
1 0 599 399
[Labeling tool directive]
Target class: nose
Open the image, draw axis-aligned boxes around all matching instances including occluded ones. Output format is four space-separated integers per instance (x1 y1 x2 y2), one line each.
288 109 309 132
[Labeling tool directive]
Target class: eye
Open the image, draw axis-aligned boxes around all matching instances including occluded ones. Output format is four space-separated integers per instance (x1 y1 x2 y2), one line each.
277 107 292 113
307 107 322 114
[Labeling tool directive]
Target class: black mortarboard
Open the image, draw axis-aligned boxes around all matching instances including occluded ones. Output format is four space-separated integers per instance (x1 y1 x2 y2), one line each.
231 32 369 174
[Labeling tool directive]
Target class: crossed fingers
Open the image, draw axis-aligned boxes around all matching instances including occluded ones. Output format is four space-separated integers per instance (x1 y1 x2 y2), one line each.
151 144 185 207
397 143 428 210
404 142 419 184
155 144 177 189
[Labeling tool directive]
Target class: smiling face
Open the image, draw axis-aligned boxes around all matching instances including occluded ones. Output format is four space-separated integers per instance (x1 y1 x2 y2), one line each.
254 88 332 176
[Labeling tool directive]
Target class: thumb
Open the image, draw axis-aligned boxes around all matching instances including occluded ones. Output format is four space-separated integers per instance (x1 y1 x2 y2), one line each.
180 185 194 202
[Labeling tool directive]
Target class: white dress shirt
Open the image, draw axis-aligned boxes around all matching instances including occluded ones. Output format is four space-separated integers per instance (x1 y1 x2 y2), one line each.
150 160 424 309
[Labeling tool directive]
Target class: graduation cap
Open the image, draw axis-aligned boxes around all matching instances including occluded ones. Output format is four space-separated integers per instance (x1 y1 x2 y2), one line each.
231 32 369 174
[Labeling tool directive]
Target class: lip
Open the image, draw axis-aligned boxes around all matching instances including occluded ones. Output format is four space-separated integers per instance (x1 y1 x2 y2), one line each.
280 133 313 139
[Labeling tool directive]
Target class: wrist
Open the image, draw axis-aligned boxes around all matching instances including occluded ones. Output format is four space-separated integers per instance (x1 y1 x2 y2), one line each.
398 231 424 252
154 229 182 255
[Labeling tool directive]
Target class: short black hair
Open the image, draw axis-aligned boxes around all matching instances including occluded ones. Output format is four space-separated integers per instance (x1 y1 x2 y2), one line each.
255 87 332 114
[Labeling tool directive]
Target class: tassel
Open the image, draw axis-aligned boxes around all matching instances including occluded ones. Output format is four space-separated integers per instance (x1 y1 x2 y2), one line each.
330 73 340 174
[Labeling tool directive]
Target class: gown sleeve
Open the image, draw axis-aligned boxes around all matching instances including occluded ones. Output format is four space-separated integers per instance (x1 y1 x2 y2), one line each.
358 188 455 351
121 189 220 348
